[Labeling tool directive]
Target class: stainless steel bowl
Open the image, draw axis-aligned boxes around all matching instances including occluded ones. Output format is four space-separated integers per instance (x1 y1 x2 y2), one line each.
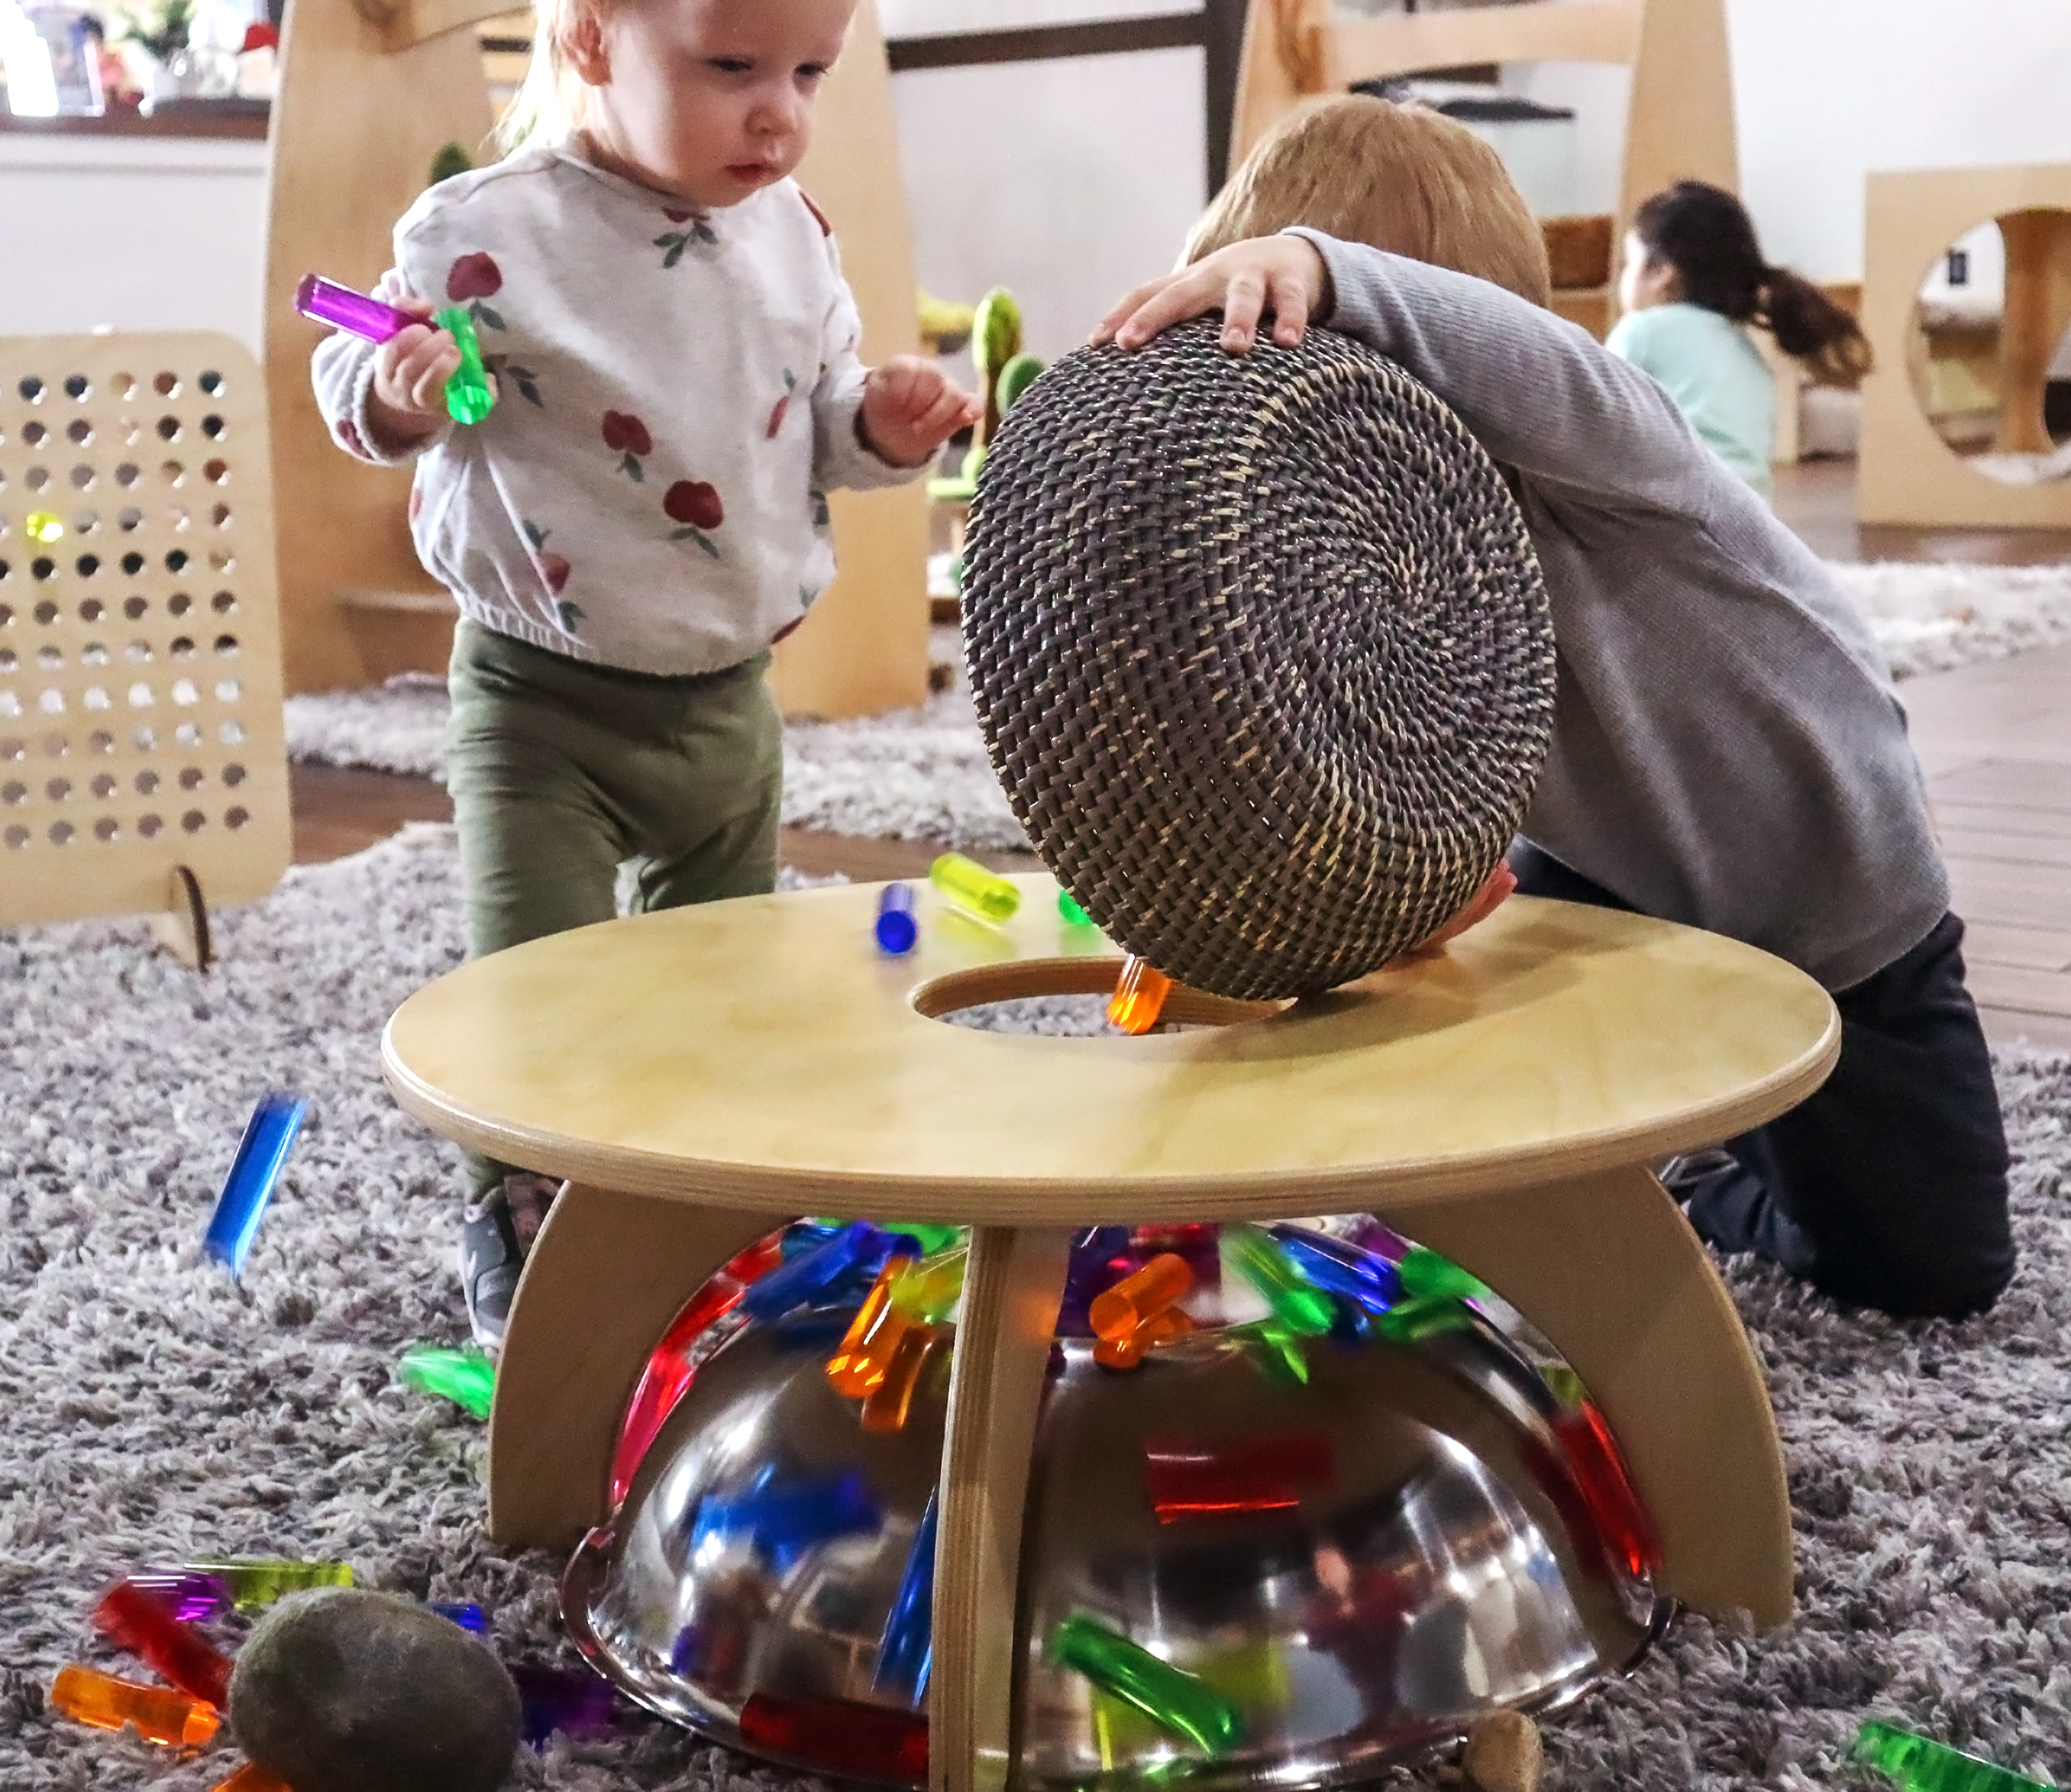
564 1225 1668 1789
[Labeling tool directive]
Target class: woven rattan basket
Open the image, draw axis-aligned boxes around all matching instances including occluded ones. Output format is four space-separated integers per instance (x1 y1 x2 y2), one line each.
961 317 1556 1001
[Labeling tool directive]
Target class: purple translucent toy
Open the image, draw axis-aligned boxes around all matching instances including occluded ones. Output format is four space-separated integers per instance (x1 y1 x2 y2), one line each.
295 274 414 344
510 1664 618 1748
126 1569 230 1625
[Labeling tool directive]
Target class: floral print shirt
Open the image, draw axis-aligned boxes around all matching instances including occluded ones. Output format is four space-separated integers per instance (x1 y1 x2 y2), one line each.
310 144 920 676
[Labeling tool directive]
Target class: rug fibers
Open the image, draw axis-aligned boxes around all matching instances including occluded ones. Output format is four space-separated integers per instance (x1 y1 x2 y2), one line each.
2 826 2069 1790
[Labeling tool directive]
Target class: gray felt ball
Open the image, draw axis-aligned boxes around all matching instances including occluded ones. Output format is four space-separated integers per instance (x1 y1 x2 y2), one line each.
229 1588 522 1792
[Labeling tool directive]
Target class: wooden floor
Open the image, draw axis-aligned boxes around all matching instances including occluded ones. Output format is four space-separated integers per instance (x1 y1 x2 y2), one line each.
289 459 2071 1051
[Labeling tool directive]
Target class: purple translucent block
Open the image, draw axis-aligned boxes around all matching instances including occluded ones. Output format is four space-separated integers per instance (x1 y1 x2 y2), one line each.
127 1569 230 1626
510 1664 619 1747
296 274 416 345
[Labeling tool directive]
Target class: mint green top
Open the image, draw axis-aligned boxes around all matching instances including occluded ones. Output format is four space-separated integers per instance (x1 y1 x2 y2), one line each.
1605 302 1775 499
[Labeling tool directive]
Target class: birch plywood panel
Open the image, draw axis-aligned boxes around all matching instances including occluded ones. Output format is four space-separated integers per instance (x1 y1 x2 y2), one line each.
0 334 290 929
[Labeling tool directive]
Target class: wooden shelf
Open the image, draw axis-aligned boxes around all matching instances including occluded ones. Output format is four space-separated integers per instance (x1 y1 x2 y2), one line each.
0 100 269 140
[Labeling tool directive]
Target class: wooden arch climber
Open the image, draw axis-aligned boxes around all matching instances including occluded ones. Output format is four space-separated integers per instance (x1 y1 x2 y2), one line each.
1229 0 1738 339
263 0 929 718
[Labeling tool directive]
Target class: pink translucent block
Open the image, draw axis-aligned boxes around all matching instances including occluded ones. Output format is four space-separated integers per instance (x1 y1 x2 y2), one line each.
295 274 415 344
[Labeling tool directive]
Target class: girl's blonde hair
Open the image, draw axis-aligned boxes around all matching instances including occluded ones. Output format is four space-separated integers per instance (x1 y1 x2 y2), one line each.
494 0 593 156
1186 95 1552 309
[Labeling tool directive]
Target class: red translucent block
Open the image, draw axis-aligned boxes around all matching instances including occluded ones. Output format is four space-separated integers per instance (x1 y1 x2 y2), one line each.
740 1690 929 1781
93 1580 233 1709
1144 1433 1335 1523
1552 1401 1661 1580
1089 1253 1192 1342
49 1664 221 1748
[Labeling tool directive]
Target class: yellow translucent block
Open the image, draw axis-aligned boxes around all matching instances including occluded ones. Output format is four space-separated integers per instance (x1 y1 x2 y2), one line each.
888 1246 968 1324
1107 956 1172 1035
860 1323 947 1432
929 851 1020 924
50 1664 221 1748
1088 1252 1192 1342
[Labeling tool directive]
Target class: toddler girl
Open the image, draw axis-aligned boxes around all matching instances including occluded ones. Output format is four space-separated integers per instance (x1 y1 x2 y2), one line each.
1607 180 1870 498
1098 97 2011 1320
312 0 979 1345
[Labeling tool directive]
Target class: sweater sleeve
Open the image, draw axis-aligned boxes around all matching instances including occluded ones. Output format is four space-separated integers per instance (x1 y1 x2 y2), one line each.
808 236 928 494
308 266 453 468
1289 229 1720 520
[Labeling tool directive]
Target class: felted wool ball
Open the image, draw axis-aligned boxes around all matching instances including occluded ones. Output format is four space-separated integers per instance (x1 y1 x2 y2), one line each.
229 1588 521 1792
1462 1707 1544 1792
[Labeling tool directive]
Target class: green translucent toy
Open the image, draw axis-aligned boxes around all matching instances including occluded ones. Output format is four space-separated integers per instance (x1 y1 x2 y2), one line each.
1221 1225 1335 1337
432 304 495 425
398 1341 497 1419
1376 1295 1477 1343
1854 1720 2052 1791
1048 1614 1246 1756
1058 889 1094 927
889 1246 968 1324
930 852 1020 924
887 1222 963 1257
1396 1245 1489 1302
1230 1319 1310 1385
184 1558 354 1609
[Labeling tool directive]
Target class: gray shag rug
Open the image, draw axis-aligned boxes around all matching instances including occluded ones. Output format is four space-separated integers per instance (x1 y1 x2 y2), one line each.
284 562 2071 858
3 825 2071 1790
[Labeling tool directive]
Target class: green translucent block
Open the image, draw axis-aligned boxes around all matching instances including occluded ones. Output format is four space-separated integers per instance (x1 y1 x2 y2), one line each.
1396 1246 1488 1302
1058 890 1094 928
1854 1720 2052 1791
432 304 495 425
888 1222 963 1257
185 1558 354 1609
1229 1320 1309 1386
890 1246 968 1324
399 1342 497 1419
1048 1614 1246 1756
1540 1363 1587 1408
1221 1225 1334 1337
930 852 1020 924
1376 1295 1476 1344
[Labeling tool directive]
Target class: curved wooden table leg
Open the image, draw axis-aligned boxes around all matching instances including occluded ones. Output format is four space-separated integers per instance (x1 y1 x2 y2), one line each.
488 1182 775 1551
1386 1164 1793 1628
931 1224 1074 1792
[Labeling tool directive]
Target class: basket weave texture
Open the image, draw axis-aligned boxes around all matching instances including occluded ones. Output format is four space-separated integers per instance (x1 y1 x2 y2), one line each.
961 317 1557 1001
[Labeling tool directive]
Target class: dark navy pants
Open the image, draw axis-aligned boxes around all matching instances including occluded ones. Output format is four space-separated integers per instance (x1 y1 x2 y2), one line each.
1507 843 2014 1318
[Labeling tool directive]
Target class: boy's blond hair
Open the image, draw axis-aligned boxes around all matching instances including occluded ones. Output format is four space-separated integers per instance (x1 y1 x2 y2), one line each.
1186 95 1551 308
494 0 592 155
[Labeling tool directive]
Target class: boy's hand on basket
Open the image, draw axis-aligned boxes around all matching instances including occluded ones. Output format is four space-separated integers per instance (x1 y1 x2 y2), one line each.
1092 236 1333 356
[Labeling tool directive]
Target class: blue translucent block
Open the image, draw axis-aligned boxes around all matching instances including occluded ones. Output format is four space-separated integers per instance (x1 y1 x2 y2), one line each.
202 1091 309 1279
744 1223 915 1323
876 883 919 955
780 1219 847 1259
874 1487 938 1705
691 1469 883 1566
430 1601 485 1633
1325 1294 1375 1345
771 1299 866 1350
1271 1227 1399 1313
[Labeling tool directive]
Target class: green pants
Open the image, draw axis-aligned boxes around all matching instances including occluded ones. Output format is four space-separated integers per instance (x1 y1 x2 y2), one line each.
447 620 783 1194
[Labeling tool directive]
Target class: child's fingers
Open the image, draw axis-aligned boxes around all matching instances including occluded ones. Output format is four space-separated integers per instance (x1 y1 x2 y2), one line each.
1215 271 1268 353
405 342 460 413
1090 274 1181 346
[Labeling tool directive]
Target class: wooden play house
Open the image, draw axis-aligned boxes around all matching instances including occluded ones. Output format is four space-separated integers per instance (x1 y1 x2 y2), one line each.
263 0 930 717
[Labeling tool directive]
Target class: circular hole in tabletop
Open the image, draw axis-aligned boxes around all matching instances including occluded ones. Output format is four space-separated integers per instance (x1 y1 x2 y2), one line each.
137 812 162 837
153 371 179 398
3 825 27 849
910 959 1285 1033
18 377 43 403
64 375 89 401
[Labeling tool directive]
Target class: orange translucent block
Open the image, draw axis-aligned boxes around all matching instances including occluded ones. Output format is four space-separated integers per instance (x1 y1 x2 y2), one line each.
860 1324 947 1432
50 1664 221 1748
829 1266 915 1399
1107 956 1172 1035
1093 1306 1193 1370
1089 1253 1192 1342
211 1763 293 1792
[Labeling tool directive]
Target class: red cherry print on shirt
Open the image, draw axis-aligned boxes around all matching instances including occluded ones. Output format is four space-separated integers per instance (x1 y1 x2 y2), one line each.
662 208 693 224
664 481 724 531
602 411 653 455
446 253 503 302
766 396 790 439
539 552 571 594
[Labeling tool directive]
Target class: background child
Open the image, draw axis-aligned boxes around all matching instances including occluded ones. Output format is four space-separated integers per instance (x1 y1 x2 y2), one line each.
1607 179 1871 499
312 0 979 1346
1099 96 2012 1320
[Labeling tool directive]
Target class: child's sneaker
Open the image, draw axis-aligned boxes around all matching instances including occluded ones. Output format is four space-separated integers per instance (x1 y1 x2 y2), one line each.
459 1173 564 1351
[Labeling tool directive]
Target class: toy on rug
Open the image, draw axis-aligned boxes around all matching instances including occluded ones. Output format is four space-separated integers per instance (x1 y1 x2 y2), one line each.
1461 1709 1542 1792
397 1341 497 1418
1854 1719 2052 1791
564 1211 1663 1787
202 1091 309 1281
960 316 1556 1001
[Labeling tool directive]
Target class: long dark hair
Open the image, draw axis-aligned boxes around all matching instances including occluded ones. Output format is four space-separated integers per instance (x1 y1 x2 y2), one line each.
1631 181 1871 385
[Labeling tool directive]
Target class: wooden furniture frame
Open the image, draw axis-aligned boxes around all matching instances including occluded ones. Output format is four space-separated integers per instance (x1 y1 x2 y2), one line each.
1859 164 2071 529
1230 0 1738 338
263 0 930 718
0 332 291 961
384 875 1839 1792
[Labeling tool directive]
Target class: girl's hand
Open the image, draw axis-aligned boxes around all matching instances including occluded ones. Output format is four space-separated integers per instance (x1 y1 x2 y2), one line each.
859 357 984 467
367 294 469 451
1092 236 1332 355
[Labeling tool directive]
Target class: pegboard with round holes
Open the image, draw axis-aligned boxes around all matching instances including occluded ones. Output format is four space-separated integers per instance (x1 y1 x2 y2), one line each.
0 334 289 934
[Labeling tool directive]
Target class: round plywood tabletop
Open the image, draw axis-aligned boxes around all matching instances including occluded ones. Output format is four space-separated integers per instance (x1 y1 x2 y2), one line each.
381 877 1838 1221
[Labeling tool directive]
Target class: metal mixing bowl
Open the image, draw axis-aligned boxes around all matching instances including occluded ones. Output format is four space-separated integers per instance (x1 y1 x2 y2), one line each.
563 1224 1668 1788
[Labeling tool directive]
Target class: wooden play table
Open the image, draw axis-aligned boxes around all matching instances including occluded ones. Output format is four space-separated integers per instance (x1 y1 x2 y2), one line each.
382 875 1838 1792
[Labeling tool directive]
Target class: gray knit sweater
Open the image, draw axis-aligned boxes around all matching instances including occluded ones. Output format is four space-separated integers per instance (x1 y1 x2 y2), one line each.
1294 230 1947 993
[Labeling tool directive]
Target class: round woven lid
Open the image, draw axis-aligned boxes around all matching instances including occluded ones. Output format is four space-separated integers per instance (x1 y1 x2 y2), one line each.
961 317 1557 1002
